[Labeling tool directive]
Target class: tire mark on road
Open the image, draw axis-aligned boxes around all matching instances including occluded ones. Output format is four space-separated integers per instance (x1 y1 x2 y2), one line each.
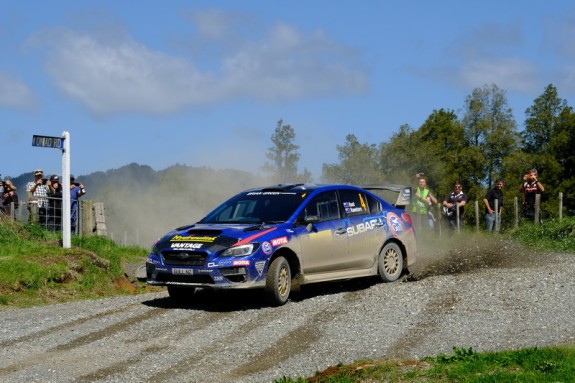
144 308 282 383
385 292 459 358
0 307 168 379
0 303 143 349
75 310 225 383
225 306 340 380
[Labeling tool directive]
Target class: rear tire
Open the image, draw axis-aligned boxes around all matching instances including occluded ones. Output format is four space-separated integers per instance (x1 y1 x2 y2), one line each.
378 242 403 282
167 285 196 303
265 257 291 306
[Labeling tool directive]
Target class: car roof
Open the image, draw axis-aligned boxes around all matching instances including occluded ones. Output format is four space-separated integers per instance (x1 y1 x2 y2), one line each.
243 183 363 193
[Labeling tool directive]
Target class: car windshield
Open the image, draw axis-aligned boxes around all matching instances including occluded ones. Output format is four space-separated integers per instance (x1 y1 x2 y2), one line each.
199 190 307 224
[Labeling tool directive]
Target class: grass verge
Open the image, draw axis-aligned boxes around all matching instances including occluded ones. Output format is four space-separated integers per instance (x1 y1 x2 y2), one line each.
0 219 156 308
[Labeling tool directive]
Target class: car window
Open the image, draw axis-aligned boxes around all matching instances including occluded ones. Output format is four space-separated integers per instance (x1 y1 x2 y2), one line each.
301 191 340 222
339 189 370 217
365 193 382 214
200 191 304 223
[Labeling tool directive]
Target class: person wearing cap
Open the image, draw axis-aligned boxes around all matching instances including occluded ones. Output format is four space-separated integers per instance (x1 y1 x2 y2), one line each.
46 174 63 231
1 177 19 217
26 169 50 226
69 175 86 233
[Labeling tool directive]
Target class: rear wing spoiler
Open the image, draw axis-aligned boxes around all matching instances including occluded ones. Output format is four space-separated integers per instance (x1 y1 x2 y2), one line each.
359 184 412 209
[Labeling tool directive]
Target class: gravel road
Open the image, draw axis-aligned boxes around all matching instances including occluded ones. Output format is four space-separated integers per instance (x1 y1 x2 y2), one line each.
1 237 574 383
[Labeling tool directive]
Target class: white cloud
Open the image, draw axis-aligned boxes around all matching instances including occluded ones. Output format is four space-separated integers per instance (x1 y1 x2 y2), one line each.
458 58 540 93
0 70 36 109
30 16 369 117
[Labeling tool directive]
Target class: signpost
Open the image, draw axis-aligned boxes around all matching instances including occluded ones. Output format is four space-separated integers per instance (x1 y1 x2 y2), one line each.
31 132 71 249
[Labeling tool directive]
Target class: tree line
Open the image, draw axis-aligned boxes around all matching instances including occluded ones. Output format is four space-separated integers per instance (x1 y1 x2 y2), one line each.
267 84 575 224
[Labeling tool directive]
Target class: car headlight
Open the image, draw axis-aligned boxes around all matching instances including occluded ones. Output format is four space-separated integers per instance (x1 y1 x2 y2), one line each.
221 243 259 257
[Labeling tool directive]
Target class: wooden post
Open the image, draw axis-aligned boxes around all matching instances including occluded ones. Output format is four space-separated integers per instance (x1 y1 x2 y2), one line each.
80 200 93 236
474 200 479 232
494 199 500 232
93 202 107 236
534 194 541 224
514 197 519 228
559 192 563 220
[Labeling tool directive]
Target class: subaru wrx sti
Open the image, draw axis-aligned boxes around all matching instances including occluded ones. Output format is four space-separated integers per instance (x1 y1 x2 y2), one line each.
146 183 416 306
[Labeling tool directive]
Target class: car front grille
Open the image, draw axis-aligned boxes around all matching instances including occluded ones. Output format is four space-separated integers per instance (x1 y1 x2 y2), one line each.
162 251 207 266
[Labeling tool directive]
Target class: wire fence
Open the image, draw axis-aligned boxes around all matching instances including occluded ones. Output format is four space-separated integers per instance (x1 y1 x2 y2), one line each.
1 196 103 238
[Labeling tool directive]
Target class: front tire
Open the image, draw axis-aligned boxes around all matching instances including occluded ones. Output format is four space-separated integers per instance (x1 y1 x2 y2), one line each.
264 256 291 306
378 242 403 282
167 285 196 303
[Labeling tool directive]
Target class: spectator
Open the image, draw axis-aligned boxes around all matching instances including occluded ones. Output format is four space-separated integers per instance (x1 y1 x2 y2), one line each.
483 179 504 232
442 181 468 231
69 175 86 233
46 174 63 231
1 177 19 217
26 169 50 227
412 173 438 230
519 169 544 222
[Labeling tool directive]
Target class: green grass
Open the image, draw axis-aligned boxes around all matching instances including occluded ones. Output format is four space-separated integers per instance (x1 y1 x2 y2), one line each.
0 219 152 308
274 345 575 382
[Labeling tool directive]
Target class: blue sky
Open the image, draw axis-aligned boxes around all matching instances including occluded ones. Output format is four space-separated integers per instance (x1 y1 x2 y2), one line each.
2 1 575 181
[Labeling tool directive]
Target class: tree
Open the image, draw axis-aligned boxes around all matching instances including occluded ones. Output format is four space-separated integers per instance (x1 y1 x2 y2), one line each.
523 84 567 155
461 84 519 190
322 134 381 184
262 120 309 183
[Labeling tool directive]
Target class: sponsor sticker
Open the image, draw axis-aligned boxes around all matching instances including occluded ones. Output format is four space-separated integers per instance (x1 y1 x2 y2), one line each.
171 243 203 249
271 236 288 247
255 261 266 276
232 260 250 266
386 212 404 237
170 235 216 242
262 241 273 255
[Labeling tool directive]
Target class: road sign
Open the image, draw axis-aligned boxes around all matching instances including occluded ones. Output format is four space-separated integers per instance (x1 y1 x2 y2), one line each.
32 135 64 149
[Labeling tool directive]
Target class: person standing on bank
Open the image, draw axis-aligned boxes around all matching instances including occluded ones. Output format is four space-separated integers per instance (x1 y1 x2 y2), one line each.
483 179 504 232
412 173 438 230
26 169 50 227
69 175 86 234
442 181 468 231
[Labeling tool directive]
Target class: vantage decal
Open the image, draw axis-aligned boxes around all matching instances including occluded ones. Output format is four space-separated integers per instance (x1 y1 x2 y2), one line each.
170 243 203 249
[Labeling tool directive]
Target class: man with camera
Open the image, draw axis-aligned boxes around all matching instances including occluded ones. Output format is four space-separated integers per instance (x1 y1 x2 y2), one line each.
26 169 50 227
519 169 544 221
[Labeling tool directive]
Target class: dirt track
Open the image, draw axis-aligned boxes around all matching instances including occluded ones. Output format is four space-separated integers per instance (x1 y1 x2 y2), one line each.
1 237 574 383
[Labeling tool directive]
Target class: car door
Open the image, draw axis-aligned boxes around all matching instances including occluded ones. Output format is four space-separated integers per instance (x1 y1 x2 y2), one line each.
338 189 386 270
296 190 349 275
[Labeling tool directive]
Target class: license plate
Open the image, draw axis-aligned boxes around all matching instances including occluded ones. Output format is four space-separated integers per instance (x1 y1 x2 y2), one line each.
172 268 194 275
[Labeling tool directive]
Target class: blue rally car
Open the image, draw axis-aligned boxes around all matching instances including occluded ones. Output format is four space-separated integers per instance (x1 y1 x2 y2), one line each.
146 183 416 306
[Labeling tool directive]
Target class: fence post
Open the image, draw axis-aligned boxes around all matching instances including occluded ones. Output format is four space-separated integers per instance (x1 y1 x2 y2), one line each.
514 197 519 228
559 192 563 220
81 200 93 236
93 202 107 236
474 200 479 232
535 194 541 224
494 199 500 232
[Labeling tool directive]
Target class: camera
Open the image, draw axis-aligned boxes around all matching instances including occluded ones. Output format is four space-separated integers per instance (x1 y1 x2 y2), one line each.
41 178 48 185
73 182 80 187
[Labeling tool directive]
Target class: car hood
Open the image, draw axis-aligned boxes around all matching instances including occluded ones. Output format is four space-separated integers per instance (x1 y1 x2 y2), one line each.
155 223 281 252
